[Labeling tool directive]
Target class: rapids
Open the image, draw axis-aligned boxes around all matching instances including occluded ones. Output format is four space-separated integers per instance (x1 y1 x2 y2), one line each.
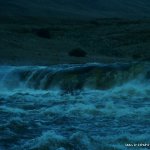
0 63 150 150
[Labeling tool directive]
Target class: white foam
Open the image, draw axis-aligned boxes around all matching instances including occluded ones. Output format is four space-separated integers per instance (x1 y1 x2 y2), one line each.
0 64 150 150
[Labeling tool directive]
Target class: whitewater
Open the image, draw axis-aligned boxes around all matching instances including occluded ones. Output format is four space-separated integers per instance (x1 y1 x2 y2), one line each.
0 63 150 150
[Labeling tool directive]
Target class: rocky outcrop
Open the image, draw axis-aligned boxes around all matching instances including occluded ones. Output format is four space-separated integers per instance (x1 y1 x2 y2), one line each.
69 48 87 57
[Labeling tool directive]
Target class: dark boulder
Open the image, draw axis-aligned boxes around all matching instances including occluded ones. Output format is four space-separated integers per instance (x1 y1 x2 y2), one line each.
32 28 51 39
68 48 87 57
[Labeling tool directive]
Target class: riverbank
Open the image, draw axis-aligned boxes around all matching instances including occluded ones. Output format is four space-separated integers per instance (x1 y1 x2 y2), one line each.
0 17 150 65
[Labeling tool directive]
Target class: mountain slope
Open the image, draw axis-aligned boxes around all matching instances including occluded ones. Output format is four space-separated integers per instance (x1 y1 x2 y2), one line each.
0 0 150 19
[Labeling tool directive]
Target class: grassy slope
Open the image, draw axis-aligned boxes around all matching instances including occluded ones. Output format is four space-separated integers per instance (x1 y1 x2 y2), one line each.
0 18 150 65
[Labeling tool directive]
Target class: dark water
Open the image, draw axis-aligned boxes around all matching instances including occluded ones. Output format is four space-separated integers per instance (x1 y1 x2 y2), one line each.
0 63 150 150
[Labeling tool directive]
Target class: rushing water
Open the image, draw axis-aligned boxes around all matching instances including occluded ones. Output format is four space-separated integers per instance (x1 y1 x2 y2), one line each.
0 63 150 150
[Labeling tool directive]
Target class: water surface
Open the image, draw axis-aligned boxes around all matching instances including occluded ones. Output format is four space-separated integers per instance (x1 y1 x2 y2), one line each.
0 63 150 150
